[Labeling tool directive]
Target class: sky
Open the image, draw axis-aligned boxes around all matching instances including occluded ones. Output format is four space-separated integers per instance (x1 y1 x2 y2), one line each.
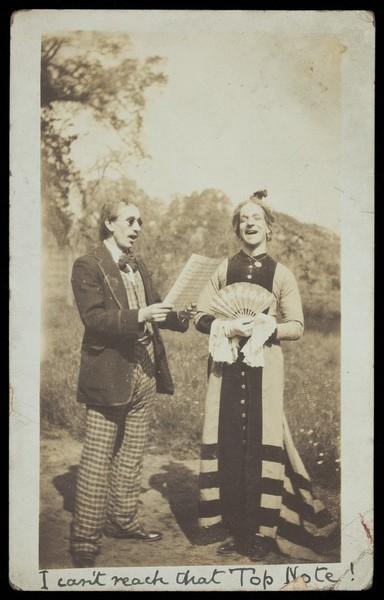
127 32 342 233
68 29 343 234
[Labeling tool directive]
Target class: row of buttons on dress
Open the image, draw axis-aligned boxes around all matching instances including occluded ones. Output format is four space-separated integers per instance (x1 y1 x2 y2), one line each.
241 371 247 445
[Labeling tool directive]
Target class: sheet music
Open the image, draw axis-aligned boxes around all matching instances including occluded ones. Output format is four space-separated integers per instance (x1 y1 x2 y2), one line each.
163 254 222 311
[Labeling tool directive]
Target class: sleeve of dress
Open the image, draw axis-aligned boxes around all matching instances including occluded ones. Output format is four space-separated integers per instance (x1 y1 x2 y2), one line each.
273 263 304 341
194 259 228 335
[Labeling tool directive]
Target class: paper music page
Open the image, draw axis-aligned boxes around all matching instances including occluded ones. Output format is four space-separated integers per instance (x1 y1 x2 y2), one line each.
163 254 222 311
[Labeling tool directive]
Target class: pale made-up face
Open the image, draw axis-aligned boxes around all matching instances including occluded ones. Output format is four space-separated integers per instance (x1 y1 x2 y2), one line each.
106 203 142 251
238 202 270 251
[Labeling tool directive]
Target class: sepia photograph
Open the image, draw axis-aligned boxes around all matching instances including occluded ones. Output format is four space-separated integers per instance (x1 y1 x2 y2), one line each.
9 9 374 591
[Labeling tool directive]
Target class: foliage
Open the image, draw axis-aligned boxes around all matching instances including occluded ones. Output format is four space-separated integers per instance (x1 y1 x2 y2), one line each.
44 176 340 321
41 32 167 247
135 189 238 298
268 213 340 324
164 190 235 259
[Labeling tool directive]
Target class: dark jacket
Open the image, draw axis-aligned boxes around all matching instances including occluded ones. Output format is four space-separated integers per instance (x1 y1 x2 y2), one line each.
71 243 188 406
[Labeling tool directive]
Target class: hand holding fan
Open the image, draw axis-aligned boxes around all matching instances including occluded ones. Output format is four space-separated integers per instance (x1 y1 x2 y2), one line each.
208 282 275 320
207 282 276 367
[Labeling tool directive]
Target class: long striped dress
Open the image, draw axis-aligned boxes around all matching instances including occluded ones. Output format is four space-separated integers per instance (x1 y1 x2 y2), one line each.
195 250 339 561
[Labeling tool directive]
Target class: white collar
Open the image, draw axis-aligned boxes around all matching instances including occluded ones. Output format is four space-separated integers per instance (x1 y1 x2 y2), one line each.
103 238 124 264
103 239 136 282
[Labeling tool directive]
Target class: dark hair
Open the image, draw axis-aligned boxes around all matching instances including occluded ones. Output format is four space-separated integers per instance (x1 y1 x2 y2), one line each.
98 198 138 241
232 190 275 240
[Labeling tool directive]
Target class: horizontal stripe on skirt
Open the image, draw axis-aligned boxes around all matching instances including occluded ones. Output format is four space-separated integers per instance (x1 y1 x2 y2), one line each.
199 471 220 488
283 490 333 528
199 499 221 518
200 443 218 461
277 517 339 554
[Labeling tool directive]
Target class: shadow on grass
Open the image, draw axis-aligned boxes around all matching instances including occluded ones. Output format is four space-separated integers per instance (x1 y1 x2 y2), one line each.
149 462 228 546
53 465 78 513
52 464 157 515
52 460 228 546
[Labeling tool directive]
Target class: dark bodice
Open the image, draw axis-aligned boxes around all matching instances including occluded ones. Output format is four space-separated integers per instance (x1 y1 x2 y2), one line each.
226 251 277 290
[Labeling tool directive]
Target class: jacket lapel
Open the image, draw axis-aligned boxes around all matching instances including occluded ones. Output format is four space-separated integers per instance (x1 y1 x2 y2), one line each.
136 257 155 305
94 244 128 309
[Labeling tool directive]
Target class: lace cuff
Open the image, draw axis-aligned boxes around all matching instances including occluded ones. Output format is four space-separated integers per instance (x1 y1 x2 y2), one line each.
241 314 276 367
208 314 276 367
208 319 240 364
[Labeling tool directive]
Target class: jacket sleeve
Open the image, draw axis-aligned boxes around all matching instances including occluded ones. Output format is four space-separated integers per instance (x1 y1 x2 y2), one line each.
71 257 143 338
194 313 215 335
158 311 189 333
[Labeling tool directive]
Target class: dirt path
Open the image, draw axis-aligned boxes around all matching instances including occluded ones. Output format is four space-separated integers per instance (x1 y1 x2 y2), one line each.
40 429 339 570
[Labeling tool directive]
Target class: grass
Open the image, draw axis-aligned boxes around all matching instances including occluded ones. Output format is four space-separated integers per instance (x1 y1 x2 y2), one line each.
40 301 340 490
40 301 86 439
282 327 341 488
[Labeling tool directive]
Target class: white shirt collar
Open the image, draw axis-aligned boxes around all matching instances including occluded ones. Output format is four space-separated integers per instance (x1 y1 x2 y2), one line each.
103 238 123 264
103 238 136 282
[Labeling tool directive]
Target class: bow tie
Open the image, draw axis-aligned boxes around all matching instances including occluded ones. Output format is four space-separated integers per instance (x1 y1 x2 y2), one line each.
118 251 138 272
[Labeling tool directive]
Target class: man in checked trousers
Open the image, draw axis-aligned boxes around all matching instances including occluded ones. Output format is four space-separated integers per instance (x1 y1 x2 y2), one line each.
69 197 196 568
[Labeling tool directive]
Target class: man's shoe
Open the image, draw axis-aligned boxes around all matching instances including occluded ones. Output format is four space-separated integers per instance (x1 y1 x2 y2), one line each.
72 552 96 568
247 534 276 561
104 527 163 542
217 538 238 555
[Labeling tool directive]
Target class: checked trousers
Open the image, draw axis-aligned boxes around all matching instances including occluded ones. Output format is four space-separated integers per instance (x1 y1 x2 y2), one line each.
70 342 157 556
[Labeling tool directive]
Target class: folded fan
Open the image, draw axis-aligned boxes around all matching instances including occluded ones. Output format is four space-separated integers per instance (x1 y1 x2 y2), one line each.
208 282 275 320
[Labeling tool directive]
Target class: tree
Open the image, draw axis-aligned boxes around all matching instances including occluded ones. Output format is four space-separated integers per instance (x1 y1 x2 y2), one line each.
147 189 236 297
165 189 235 255
41 31 167 247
